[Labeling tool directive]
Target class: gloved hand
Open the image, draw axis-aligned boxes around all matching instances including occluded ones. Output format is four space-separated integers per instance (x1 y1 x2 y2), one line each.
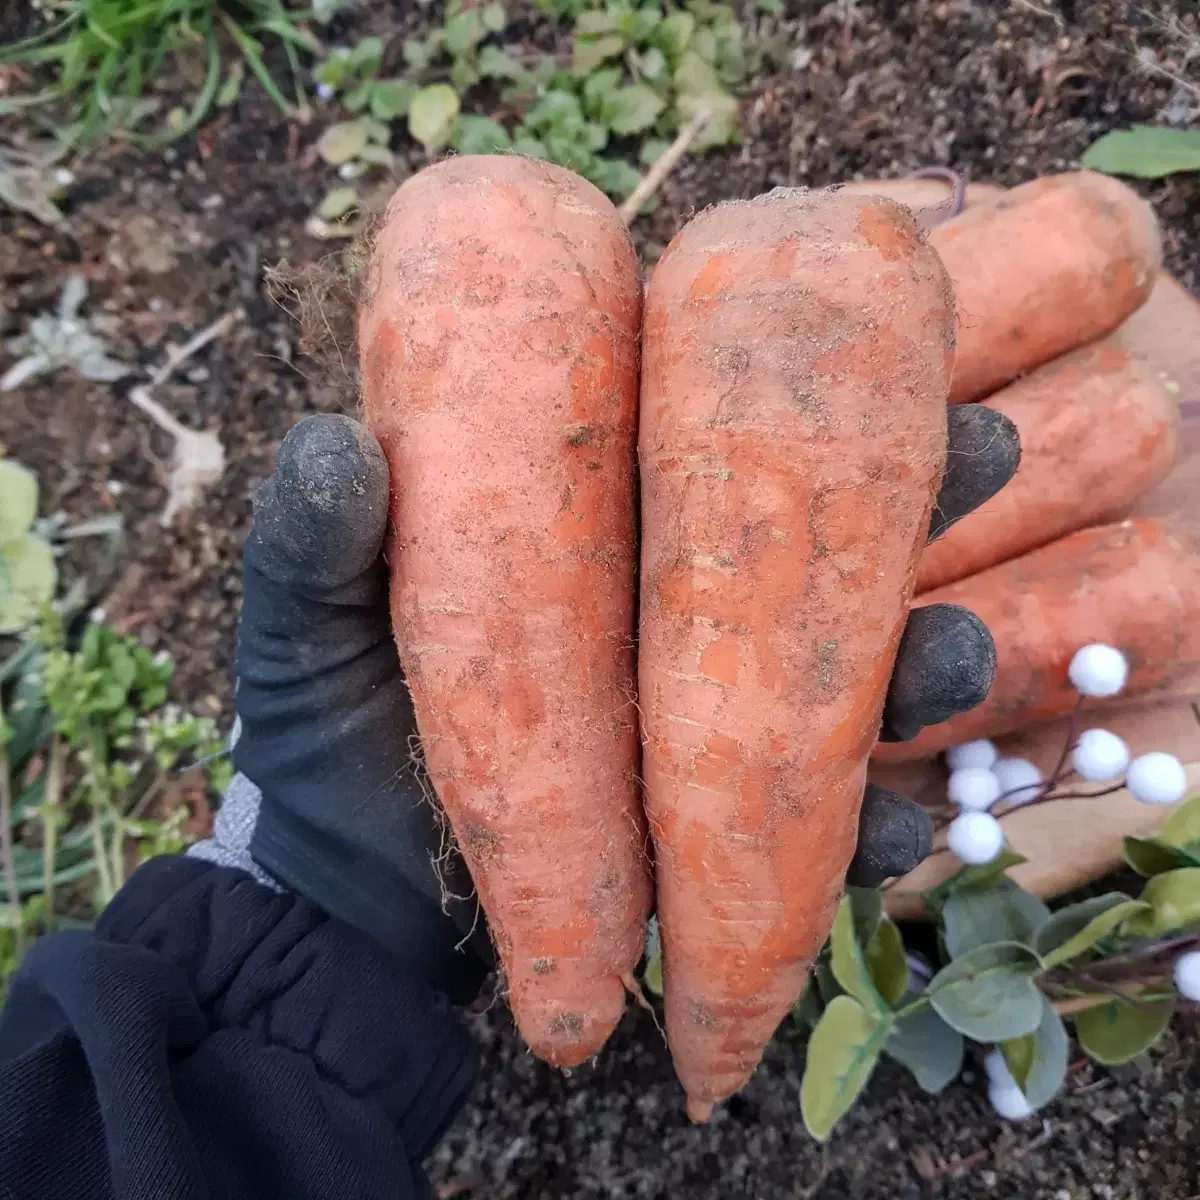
204 404 1018 1001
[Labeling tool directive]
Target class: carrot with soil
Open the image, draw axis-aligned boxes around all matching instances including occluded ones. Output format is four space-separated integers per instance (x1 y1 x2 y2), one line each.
358 157 651 1065
638 188 955 1118
918 343 1179 592
876 519 1200 762
928 171 1162 403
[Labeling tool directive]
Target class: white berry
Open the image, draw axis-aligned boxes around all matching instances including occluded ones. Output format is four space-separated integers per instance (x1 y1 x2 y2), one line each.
989 1082 1033 1120
992 757 1042 805
947 812 1004 865
1126 752 1188 806
984 1050 1014 1086
946 739 998 771
1068 643 1128 698
947 767 1002 812
1071 729 1131 783
1174 951 1200 1002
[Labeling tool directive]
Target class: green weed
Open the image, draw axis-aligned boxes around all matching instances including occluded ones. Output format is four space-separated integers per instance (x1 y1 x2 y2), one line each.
1 0 319 143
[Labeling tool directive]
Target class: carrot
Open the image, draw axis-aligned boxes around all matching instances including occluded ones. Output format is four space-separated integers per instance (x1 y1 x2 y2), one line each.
874 519 1200 763
929 172 1161 403
358 157 651 1065
638 188 954 1118
918 343 1179 592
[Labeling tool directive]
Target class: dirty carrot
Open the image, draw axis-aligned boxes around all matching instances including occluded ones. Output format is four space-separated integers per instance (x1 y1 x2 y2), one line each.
929 171 1162 403
638 188 954 1119
876 519 1200 763
358 156 651 1065
918 342 1179 592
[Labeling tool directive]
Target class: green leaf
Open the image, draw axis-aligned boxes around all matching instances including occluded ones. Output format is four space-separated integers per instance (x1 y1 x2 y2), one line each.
316 119 369 165
830 895 886 1014
1123 835 1200 877
357 144 396 168
885 1001 964 1094
450 60 481 92
1034 894 1150 968
866 917 908 1007
815 960 842 1006
349 37 384 71
672 53 741 147
1001 995 1068 1109
573 33 626 75
582 65 623 111
848 885 882 949
0 461 38 542
1075 998 1172 1066
587 156 642 198
512 134 547 159
408 85 462 152
639 46 667 80
217 62 244 108
1082 126 1200 180
928 942 1044 1043
403 38 432 70
451 115 512 155
1124 868 1200 937
941 879 1051 958
478 46 526 81
655 11 696 59
317 188 359 220
639 137 671 165
1002 1031 1035 1092
1159 794 1200 847
801 996 890 1141
0 535 57 635
444 9 486 58
482 3 507 33
923 845 1028 914
369 80 415 120
758 0 784 12
575 10 619 36
362 116 391 145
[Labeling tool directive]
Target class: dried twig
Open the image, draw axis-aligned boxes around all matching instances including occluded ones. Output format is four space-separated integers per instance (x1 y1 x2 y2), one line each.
125 310 241 524
618 106 712 225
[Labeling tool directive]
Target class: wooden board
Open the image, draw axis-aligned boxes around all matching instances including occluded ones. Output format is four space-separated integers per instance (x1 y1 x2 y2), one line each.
845 176 1200 915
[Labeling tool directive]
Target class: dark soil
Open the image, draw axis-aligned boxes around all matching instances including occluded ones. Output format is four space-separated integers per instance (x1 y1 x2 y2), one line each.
2 0 1198 1196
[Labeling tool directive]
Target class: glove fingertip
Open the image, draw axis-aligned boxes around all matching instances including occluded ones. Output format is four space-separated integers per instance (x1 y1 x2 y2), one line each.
847 785 933 887
881 603 996 742
929 405 1021 542
249 414 389 594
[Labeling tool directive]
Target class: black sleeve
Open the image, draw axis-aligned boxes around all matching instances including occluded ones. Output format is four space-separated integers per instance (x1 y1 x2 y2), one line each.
0 856 478 1200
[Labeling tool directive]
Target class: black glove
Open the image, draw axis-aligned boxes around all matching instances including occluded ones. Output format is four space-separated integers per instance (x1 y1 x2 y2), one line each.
231 406 1018 996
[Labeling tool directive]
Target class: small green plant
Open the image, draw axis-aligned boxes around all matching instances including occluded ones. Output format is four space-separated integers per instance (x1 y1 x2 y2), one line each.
643 825 1200 1140
0 459 57 636
1083 126 1200 180
310 0 749 213
1 0 319 143
1 611 230 997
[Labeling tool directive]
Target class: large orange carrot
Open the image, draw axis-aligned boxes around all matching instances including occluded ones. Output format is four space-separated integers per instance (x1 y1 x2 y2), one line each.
358 157 651 1064
930 172 1161 403
917 343 1178 592
875 519 1200 763
639 189 954 1118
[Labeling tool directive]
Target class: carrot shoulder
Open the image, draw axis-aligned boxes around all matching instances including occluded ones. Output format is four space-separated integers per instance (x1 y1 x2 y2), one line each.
917 342 1178 592
931 171 1161 403
877 519 1200 763
639 188 954 1118
358 156 651 1065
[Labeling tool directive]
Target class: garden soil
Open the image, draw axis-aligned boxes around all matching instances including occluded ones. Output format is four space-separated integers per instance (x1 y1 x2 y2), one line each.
2 1 1199 1196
